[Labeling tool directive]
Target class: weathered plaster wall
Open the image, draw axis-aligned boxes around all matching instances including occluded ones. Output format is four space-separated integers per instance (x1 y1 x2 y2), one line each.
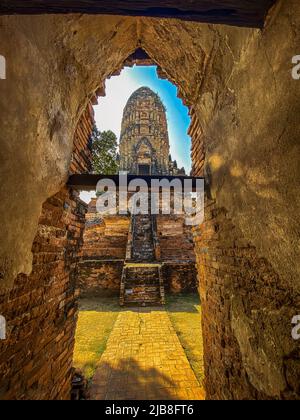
0 15 139 287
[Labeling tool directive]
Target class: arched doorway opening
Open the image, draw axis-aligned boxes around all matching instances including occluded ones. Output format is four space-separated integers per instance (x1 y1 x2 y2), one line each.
71 59 204 400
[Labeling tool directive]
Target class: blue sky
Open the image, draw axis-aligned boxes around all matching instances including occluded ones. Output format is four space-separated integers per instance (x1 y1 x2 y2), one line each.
93 66 192 173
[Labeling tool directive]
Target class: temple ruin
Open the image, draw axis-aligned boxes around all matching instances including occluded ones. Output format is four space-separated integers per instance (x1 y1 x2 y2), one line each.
78 88 197 306
119 86 185 176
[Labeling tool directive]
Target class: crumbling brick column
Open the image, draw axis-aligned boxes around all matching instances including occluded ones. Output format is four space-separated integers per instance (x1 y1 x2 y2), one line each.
0 188 87 400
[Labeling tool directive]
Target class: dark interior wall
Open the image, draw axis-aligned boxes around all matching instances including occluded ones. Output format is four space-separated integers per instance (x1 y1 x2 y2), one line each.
0 0 277 28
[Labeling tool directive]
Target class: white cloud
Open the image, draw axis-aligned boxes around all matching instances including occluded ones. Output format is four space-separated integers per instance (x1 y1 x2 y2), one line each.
80 191 95 204
94 69 142 140
92 66 192 172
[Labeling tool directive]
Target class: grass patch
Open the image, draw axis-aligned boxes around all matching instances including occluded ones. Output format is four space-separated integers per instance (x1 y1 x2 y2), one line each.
166 293 205 385
73 297 120 380
73 294 205 386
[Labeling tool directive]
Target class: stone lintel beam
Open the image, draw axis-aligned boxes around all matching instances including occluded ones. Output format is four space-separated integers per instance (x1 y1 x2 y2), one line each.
0 0 277 28
68 174 205 192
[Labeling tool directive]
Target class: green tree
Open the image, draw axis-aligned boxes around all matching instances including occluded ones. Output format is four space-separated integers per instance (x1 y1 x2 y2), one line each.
91 126 119 175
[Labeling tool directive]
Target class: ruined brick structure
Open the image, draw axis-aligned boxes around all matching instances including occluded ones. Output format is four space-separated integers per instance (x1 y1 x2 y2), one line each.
119 87 185 176
77 198 198 299
78 89 197 303
78 200 130 297
0 188 87 399
69 102 94 174
0 102 94 399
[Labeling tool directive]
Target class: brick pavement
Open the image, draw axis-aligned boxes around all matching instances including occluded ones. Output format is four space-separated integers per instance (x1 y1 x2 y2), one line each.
89 308 205 400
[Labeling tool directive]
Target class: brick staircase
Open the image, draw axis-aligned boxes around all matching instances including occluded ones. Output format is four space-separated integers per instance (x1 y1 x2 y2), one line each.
132 215 155 261
120 214 165 306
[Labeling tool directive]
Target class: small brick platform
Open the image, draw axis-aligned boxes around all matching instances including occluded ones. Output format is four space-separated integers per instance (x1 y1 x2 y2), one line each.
120 214 165 306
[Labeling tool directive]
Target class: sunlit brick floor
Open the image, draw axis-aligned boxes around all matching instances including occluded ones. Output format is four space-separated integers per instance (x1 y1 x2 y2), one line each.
89 308 205 400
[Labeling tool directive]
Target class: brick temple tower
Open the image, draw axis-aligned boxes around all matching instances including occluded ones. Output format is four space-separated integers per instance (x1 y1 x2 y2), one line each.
119 87 185 176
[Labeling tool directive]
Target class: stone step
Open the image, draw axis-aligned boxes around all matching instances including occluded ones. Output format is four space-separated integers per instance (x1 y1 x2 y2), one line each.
126 270 160 283
132 243 153 249
132 251 154 257
124 287 161 305
132 257 154 260
120 214 165 307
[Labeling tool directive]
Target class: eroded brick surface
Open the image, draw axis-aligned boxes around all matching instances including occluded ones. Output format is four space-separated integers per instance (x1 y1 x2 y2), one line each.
193 199 300 400
0 188 87 400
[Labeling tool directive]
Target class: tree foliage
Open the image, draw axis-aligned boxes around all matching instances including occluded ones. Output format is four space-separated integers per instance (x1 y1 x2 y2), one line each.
91 126 119 175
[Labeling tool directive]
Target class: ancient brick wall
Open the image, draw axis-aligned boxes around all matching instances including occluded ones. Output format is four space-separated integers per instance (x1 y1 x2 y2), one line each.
193 198 300 400
157 215 196 261
78 260 123 297
119 86 184 175
0 188 87 400
157 215 198 293
0 102 93 400
77 199 130 295
69 101 94 175
1 2 299 400
81 203 130 260
163 263 198 294
78 207 198 296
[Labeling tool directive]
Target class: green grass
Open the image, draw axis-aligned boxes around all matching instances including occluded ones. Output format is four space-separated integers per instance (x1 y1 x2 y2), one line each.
73 297 120 380
73 294 205 386
165 293 205 385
